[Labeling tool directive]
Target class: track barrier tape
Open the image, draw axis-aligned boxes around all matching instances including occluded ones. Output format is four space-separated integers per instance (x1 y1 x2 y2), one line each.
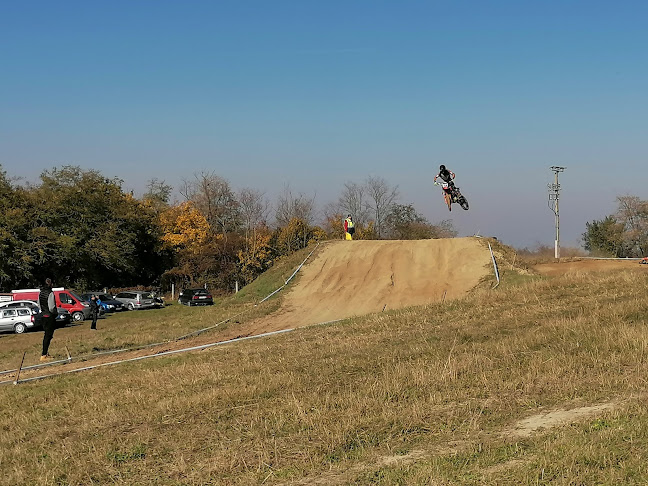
3 316 347 386
2 329 295 386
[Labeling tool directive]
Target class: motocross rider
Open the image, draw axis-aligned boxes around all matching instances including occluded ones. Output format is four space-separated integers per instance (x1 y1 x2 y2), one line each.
433 165 456 211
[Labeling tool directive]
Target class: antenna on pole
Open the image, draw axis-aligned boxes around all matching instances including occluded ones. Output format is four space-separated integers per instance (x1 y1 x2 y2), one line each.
548 166 565 259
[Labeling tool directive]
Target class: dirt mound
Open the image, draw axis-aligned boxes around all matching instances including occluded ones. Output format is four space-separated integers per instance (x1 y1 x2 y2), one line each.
257 237 492 328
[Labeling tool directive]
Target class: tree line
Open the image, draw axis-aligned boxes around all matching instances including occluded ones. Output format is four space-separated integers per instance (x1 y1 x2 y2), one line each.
582 195 648 257
0 165 456 293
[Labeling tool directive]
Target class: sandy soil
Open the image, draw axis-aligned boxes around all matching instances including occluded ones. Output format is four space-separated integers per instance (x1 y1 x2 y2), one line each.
252 237 492 329
533 259 648 276
505 402 618 439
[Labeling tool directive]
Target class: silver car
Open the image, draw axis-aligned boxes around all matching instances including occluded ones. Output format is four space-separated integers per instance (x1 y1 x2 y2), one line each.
0 300 71 327
0 307 36 334
113 291 157 311
0 300 40 314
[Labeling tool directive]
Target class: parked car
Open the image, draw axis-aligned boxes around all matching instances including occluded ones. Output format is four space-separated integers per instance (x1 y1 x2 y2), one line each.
95 293 125 312
54 308 72 326
151 291 165 308
11 288 91 322
113 291 157 311
178 289 214 306
0 300 40 314
79 293 123 312
0 300 71 328
32 308 72 329
0 307 37 334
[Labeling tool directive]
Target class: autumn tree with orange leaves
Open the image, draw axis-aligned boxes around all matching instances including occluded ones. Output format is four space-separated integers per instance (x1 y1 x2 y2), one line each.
159 201 225 288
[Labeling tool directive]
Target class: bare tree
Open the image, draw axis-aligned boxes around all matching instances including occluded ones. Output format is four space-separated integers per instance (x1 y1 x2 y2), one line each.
238 187 270 246
364 176 399 238
616 195 648 256
338 181 369 226
275 184 315 227
180 171 240 234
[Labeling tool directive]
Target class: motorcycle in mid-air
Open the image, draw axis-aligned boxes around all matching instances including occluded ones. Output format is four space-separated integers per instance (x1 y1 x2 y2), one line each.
436 181 469 211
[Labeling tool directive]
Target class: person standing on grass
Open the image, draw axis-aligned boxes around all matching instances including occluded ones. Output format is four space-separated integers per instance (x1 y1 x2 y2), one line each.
39 278 58 361
89 295 100 330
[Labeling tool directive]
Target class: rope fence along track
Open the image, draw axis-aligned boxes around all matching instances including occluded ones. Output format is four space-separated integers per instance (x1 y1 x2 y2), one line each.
5 316 346 386
1 329 294 386
0 243 322 378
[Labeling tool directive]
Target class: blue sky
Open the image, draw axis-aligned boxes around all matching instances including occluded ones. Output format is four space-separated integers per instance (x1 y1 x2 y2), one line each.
1 0 647 248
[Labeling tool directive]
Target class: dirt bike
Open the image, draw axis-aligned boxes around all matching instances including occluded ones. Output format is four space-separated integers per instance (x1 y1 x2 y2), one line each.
437 181 469 211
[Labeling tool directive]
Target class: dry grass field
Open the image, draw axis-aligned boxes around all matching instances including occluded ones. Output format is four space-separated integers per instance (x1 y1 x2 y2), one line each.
2 240 648 485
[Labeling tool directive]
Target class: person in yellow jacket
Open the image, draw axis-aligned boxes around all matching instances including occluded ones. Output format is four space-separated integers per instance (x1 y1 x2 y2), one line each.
344 215 355 240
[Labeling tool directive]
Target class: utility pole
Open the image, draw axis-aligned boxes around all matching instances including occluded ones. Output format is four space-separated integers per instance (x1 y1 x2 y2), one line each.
548 166 565 259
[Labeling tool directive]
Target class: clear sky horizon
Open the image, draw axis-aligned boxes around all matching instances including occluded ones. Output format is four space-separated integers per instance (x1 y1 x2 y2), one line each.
2 1 647 249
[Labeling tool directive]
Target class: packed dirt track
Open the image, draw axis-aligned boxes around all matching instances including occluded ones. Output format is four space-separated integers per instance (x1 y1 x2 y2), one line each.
533 258 648 276
259 237 493 328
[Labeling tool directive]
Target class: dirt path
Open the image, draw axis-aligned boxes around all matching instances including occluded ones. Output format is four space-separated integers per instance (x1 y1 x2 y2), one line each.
534 259 648 276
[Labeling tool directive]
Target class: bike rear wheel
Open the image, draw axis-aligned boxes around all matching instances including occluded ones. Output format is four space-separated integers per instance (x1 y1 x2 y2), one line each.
459 197 469 210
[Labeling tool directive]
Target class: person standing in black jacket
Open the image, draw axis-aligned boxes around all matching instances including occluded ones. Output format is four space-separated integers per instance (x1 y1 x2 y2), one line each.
39 278 58 361
89 295 100 330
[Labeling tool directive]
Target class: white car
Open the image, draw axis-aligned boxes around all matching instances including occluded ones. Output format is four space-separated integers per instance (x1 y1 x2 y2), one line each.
0 300 40 314
0 307 36 334
0 300 71 327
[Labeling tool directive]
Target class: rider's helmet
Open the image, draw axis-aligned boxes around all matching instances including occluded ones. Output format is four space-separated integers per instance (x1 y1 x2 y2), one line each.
439 164 446 172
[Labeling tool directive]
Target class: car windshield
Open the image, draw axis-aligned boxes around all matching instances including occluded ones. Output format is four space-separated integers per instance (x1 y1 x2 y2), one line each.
96 294 110 300
194 289 208 295
141 292 153 299
69 291 85 302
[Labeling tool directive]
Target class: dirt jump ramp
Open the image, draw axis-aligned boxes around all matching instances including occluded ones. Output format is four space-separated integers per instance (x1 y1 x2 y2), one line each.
267 237 491 328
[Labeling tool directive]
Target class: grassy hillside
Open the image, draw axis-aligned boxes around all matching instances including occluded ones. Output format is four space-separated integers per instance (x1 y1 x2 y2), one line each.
2 262 648 484
0 246 316 372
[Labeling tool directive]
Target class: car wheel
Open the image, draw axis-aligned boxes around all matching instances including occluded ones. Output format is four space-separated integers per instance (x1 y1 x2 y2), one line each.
128 303 135 311
72 312 85 322
14 322 26 334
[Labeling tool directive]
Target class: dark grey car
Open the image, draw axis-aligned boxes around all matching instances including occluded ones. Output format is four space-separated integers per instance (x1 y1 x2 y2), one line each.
178 289 214 306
